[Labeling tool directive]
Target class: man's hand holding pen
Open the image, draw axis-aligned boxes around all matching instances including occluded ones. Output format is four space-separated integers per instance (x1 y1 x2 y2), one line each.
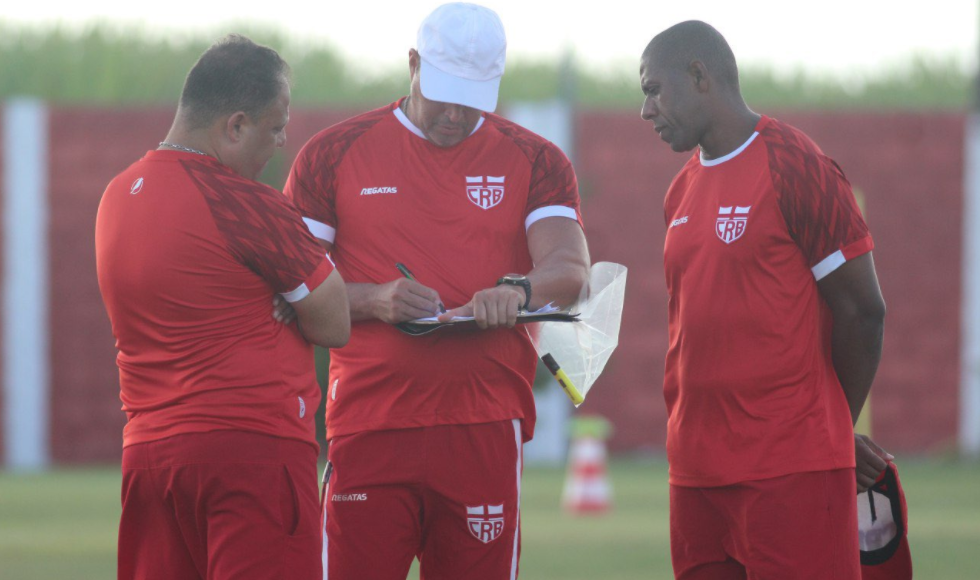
367 262 444 324
371 277 444 324
393 262 527 330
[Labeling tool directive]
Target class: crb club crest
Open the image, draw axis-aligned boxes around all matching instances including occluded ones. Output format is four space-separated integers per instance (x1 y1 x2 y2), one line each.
466 504 505 543
466 176 505 210
715 205 751 244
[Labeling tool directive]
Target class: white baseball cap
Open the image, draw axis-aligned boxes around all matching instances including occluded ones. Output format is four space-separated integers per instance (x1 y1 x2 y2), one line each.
417 3 506 112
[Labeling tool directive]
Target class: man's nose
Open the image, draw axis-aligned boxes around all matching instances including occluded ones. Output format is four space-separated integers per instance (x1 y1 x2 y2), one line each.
445 104 465 123
640 97 658 121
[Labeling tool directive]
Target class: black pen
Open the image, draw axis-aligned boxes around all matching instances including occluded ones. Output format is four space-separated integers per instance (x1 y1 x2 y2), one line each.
396 262 446 314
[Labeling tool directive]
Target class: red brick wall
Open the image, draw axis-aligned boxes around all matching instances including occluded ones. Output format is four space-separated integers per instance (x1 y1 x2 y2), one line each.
1 106 964 463
47 108 175 462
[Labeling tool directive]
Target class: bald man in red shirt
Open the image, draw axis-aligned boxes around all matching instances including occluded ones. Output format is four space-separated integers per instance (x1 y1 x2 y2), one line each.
640 21 889 580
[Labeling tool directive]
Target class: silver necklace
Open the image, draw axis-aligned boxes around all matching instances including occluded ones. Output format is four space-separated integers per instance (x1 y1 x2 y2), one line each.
159 141 208 156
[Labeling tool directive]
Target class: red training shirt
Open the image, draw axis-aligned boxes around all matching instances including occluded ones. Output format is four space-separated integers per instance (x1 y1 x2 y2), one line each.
96 150 334 449
663 116 873 487
285 100 582 442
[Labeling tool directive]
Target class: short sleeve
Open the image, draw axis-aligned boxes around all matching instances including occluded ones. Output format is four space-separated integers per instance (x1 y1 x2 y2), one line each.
284 110 388 245
284 143 338 244
770 138 873 281
184 160 334 301
524 142 583 231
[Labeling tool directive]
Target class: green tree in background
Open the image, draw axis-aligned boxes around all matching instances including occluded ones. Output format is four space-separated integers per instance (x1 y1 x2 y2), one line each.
0 23 971 109
0 25 404 106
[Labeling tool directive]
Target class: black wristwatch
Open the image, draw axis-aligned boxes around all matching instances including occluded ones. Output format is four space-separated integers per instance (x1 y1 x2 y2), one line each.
496 274 532 311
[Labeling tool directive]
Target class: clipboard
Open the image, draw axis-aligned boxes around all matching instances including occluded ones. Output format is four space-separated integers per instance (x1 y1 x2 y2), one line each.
395 305 579 336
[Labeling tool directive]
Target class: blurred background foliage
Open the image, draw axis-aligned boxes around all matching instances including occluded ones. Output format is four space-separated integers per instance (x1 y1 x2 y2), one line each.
1 22 972 110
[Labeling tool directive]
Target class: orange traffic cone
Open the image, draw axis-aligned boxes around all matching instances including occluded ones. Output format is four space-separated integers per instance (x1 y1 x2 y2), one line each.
561 415 612 514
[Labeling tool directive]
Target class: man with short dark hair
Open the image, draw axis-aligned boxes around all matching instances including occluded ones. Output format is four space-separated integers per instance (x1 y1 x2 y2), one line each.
285 4 590 579
96 34 350 580
640 20 888 579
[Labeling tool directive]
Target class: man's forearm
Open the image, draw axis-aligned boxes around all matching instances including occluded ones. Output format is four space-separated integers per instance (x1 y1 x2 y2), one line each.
345 282 381 322
832 311 884 425
817 252 886 426
525 218 591 310
526 250 590 310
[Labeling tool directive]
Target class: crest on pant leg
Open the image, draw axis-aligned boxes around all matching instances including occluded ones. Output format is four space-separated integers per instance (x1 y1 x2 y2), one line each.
466 504 505 543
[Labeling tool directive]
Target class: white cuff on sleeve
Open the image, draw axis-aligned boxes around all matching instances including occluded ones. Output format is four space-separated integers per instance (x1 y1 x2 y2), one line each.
281 283 311 303
524 206 578 232
811 249 846 281
302 217 336 243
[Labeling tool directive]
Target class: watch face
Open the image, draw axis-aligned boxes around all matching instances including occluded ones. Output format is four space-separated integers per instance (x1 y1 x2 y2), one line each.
497 274 531 309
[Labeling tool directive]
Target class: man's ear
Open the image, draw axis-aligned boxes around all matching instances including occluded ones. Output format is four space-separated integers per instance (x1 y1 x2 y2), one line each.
224 111 248 143
689 60 709 93
408 49 420 80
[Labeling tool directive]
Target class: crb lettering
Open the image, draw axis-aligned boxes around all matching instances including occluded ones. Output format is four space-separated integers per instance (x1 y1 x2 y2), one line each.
469 186 503 208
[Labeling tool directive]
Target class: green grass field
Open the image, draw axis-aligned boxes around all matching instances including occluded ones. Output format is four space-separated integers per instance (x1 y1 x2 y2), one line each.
1 458 978 579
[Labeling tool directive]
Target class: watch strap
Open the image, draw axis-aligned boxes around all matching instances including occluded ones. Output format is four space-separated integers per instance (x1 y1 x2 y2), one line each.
496 275 532 310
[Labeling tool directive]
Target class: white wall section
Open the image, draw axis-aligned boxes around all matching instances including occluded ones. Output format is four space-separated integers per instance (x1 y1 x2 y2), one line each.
3 99 50 470
961 114 980 459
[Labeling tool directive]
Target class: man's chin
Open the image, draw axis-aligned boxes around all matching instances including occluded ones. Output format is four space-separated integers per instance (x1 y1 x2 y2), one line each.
659 131 695 154
427 133 465 148
670 140 697 153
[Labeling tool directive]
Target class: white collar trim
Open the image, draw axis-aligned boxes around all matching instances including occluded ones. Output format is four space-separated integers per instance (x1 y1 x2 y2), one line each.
393 105 485 141
700 131 759 166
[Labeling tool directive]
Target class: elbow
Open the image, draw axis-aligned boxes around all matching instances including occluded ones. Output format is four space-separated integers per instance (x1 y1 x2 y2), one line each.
866 296 886 329
829 295 885 339
327 325 351 348
837 291 886 326
850 297 885 342
564 262 590 305
302 317 350 349
574 263 590 294
309 328 349 349
318 318 351 349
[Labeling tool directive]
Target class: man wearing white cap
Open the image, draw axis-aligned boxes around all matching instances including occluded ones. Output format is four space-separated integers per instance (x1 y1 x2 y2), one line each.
285 3 590 579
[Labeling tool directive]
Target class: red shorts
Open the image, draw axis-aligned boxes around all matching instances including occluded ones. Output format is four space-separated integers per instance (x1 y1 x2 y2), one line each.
670 468 860 580
323 420 524 580
119 430 321 580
